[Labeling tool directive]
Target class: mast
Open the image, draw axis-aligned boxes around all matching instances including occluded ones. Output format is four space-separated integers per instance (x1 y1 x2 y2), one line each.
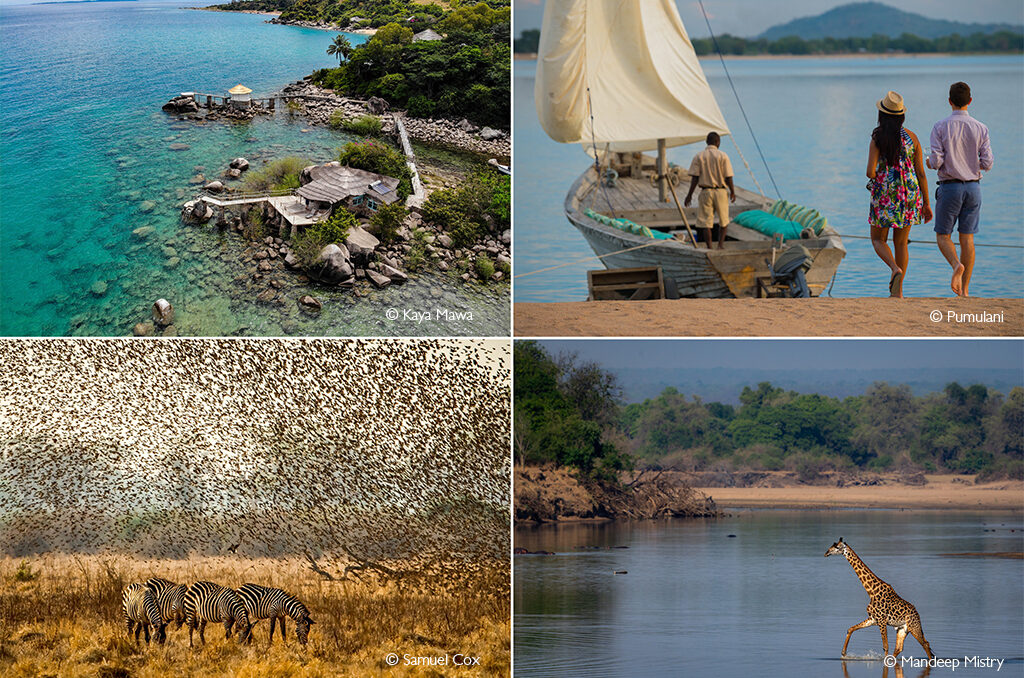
657 138 668 202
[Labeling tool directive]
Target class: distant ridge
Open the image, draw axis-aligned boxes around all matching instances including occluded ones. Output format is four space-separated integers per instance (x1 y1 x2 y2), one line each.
759 2 1021 40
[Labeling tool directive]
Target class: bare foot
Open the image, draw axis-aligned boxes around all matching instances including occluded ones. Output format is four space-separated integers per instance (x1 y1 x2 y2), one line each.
889 269 903 298
951 263 965 296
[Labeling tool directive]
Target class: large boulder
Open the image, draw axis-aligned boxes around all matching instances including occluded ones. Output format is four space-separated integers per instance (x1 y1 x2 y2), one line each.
162 95 199 114
310 244 354 285
458 118 479 133
379 263 408 284
229 157 250 171
479 127 504 141
152 299 174 327
204 180 224 193
366 96 390 114
344 227 380 264
181 200 213 223
366 270 391 289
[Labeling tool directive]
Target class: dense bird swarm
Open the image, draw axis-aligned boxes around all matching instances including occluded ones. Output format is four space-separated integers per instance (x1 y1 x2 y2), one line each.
0 339 510 590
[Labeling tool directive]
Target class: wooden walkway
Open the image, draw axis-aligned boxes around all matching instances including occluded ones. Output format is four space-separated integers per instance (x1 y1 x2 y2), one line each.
393 113 425 207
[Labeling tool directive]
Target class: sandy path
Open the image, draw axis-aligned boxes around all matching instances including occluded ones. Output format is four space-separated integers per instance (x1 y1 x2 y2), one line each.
514 297 1023 336
697 476 1024 511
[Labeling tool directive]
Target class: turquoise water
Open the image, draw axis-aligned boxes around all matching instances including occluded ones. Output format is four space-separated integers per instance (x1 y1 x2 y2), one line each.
0 1 509 336
514 56 1024 301
515 510 1024 678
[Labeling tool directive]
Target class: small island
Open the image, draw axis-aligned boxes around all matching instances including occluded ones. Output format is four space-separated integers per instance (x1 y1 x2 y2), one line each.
147 1 510 335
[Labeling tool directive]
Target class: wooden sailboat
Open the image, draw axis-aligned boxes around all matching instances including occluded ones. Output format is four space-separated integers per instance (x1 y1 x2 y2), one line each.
535 0 845 298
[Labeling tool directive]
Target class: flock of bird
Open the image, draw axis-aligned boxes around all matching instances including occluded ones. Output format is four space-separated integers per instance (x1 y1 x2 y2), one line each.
0 339 511 582
122 576 313 648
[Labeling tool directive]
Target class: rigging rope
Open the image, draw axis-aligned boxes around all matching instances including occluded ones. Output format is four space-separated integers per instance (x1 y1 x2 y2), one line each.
587 87 618 218
835 234 1024 248
698 0 781 199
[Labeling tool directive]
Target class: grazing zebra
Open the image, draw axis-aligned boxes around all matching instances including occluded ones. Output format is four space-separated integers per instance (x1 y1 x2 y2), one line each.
235 583 315 646
182 581 252 647
121 583 167 645
145 577 188 630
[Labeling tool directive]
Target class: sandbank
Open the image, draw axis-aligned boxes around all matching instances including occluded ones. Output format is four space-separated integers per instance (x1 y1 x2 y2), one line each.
513 297 1023 337
698 475 1023 511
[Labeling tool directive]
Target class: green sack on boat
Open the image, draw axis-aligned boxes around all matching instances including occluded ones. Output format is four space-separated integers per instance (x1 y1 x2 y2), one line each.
732 210 806 241
585 208 674 240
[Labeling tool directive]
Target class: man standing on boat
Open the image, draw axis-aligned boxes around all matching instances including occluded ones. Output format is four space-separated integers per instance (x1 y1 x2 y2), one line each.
684 132 736 249
926 82 993 297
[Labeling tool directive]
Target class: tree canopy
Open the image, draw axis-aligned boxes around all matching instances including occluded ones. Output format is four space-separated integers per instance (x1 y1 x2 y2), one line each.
514 342 1024 481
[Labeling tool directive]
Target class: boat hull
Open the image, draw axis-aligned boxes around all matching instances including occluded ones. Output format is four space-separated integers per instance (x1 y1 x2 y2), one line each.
566 168 846 298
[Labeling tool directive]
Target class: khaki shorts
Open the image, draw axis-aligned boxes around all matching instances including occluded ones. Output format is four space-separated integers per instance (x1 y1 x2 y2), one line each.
697 188 729 229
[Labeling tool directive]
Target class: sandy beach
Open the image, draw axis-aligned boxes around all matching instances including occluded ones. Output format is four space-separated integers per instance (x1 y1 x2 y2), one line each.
514 297 1023 336
697 474 1024 511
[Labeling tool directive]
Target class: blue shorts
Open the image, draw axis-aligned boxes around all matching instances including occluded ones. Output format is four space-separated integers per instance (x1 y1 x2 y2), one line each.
933 181 981 235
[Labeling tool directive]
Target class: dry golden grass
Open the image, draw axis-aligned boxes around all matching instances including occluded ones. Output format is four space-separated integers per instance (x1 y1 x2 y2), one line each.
0 555 509 678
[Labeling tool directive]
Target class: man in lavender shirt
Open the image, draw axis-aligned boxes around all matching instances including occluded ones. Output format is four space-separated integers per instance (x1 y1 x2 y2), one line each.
926 81 993 296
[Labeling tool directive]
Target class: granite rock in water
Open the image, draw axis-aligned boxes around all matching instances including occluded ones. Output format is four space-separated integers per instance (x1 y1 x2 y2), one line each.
204 180 224 193
151 299 174 327
367 270 392 289
229 157 250 171
181 200 213 223
133 322 156 337
379 263 408 284
311 244 354 285
298 295 322 311
162 95 199 114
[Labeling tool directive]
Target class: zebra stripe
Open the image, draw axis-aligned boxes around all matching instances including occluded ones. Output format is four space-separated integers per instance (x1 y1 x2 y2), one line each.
183 581 251 647
122 583 166 645
145 577 187 629
236 583 314 645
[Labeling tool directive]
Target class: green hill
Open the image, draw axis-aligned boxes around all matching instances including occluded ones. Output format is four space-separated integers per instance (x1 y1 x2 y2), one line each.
760 2 1021 40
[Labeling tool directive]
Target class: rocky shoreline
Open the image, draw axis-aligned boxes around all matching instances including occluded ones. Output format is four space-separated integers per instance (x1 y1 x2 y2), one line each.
514 466 719 523
162 81 510 158
267 17 376 34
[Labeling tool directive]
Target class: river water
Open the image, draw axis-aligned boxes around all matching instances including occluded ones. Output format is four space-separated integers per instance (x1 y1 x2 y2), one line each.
513 56 1023 302
0 1 509 336
514 510 1024 677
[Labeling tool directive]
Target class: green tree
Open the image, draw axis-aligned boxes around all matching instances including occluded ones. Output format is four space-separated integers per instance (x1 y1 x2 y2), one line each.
327 34 354 65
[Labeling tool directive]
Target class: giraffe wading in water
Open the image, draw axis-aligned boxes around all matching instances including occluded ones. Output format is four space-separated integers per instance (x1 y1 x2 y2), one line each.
825 538 934 660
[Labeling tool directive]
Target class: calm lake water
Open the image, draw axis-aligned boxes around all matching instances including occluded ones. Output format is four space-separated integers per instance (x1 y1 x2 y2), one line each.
513 56 1024 302
0 1 508 336
514 511 1024 678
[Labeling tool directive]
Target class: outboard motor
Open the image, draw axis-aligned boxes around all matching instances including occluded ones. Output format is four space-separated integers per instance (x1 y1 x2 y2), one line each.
768 244 813 298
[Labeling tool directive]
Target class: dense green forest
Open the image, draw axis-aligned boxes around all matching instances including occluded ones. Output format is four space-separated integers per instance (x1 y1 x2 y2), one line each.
311 3 510 128
513 29 1023 55
514 342 1024 481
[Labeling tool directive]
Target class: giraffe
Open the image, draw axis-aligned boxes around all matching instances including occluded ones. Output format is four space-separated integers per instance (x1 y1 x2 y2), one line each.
825 537 934 660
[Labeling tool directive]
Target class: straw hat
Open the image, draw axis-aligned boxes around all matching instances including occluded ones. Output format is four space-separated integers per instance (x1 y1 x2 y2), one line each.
877 91 906 115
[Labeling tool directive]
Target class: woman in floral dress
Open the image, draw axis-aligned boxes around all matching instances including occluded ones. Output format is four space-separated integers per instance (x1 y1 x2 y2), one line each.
867 91 932 298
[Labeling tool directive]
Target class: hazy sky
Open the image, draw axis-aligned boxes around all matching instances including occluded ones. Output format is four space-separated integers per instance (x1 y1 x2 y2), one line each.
536 339 1024 372
514 0 1024 38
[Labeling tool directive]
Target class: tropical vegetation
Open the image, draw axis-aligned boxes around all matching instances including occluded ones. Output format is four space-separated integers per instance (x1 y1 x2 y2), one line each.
514 342 1024 481
337 140 413 200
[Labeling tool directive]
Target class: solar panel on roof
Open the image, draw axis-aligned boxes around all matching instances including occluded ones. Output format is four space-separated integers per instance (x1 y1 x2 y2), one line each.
369 181 392 194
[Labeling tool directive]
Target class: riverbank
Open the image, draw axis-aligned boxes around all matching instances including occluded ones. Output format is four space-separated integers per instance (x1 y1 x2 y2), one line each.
513 297 1023 336
515 466 718 523
694 473 1024 511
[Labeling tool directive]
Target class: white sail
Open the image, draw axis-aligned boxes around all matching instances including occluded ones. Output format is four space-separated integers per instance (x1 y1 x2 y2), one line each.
535 0 730 153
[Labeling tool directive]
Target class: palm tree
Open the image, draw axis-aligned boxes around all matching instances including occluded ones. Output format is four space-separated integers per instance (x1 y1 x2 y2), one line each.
326 35 354 65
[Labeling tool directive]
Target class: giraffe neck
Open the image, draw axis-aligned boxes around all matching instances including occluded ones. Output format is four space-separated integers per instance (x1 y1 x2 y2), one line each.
844 546 886 597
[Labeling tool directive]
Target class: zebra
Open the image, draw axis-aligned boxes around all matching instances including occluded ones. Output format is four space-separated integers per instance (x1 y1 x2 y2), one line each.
145 577 188 631
182 581 252 647
235 583 315 646
121 582 167 645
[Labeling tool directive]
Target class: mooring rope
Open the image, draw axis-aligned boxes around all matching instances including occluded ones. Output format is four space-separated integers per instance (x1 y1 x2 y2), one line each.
513 241 665 279
698 0 781 199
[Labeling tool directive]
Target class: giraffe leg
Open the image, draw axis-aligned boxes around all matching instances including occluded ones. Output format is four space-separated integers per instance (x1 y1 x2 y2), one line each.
880 625 889 657
909 624 933 659
843 618 875 656
894 627 907 657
